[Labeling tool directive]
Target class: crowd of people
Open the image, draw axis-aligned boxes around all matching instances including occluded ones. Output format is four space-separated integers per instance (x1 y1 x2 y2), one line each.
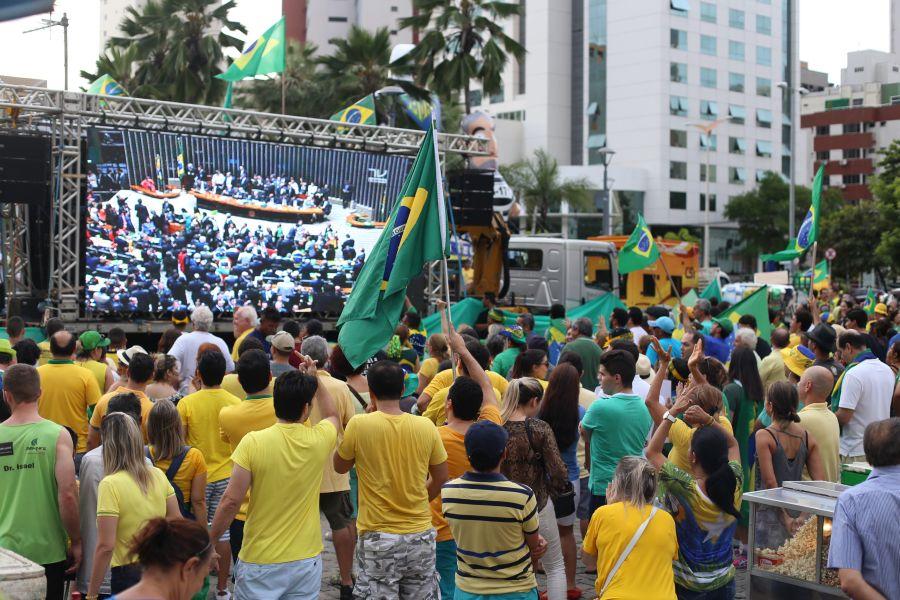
1 286 899 600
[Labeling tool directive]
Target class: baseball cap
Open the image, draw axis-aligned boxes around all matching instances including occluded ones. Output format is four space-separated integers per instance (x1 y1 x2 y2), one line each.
464 421 509 471
0 338 17 358
79 331 111 351
874 303 888 316
647 316 675 334
117 345 148 366
784 345 815 377
636 354 652 379
712 316 734 335
267 331 295 352
500 325 526 345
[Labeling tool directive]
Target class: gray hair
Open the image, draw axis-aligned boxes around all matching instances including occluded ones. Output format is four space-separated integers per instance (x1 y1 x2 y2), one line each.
235 305 259 326
734 327 758 350
694 299 712 316
300 335 329 368
190 305 214 331
606 456 658 508
573 317 593 337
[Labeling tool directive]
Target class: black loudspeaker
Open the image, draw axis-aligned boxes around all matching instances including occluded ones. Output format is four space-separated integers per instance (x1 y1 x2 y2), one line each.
0 134 51 205
27 193 52 293
448 169 494 227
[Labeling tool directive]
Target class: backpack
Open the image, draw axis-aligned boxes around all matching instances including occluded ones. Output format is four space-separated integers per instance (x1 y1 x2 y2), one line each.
146 445 195 520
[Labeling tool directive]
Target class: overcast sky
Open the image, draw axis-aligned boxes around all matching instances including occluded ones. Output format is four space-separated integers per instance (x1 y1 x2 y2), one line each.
0 0 891 91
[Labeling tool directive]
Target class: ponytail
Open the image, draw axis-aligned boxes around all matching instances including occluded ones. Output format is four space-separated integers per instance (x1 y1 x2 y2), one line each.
766 381 801 423
691 426 741 520
500 377 544 423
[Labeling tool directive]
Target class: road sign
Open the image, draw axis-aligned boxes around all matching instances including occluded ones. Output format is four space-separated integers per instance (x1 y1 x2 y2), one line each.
825 247 836 260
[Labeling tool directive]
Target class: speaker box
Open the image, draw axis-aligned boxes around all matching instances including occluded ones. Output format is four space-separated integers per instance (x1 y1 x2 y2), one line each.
0 134 51 205
448 169 494 227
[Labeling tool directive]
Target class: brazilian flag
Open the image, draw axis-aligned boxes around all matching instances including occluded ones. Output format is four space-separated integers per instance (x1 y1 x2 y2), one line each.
795 163 824 252
617 214 659 274
863 288 876 316
86 74 127 97
330 94 376 126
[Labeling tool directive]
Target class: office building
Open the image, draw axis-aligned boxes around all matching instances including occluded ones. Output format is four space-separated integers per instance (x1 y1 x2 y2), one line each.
99 0 148 49
282 0 414 54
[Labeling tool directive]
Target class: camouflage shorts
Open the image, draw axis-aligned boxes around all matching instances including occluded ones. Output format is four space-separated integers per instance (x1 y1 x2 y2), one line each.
354 529 440 600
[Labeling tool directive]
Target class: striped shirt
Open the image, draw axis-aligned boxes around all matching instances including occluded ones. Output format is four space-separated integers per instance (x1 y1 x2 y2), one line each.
828 465 900 600
441 472 539 595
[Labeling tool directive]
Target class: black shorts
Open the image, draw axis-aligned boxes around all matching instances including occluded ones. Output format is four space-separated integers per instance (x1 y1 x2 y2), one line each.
320 490 353 531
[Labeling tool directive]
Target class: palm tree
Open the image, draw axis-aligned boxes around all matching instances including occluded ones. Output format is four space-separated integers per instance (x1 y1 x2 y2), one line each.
500 149 593 233
81 46 161 98
399 0 525 113
106 0 246 105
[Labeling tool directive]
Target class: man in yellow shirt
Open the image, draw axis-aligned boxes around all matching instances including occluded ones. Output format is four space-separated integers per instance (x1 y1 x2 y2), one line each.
210 362 340 599
222 337 273 400
798 366 840 482
87 352 155 450
230 306 258 361
335 360 449 599
36 331 101 461
36 318 65 366
177 348 240 598
421 340 500 425
417 358 509 415
301 335 358 597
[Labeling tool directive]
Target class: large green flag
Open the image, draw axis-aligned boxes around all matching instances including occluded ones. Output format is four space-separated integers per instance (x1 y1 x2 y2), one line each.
680 289 699 308
338 127 449 367
862 288 877 316
700 278 722 301
617 214 658 274
86 74 127 97
761 239 803 263
330 94 377 125
217 17 286 82
794 163 824 252
719 285 771 341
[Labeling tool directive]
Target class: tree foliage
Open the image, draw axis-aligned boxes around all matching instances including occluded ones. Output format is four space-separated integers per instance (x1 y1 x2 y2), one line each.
818 202 888 282
869 141 900 276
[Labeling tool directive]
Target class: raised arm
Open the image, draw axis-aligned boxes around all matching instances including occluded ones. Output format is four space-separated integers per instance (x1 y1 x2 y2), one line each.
447 323 496 408
688 336 707 385
647 387 694 468
645 337 671 425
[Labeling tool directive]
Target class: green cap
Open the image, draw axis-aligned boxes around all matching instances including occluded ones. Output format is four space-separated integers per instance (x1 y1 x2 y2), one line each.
79 330 110 351
712 316 735 335
0 338 16 358
501 325 527 345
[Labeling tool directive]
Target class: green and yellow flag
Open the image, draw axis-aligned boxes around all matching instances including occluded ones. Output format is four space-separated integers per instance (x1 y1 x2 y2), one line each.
802 259 830 291
700 278 722 302
862 288 877 316
86 74 127 97
794 163 824 252
617 214 658 274
337 126 449 367
330 94 377 125
719 285 771 341
217 17 286 82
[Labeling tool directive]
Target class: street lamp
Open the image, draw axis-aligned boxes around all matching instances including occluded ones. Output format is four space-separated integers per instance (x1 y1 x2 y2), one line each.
688 117 732 270
777 81 809 241
596 147 616 235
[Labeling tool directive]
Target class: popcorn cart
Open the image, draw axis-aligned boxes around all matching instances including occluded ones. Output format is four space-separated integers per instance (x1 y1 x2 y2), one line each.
744 481 848 599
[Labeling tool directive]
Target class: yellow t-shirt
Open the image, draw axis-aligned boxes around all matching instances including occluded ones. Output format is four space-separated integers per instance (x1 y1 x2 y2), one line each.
422 385 502 426
430 404 502 542
37 361 102 454
177 388 240 482
423 369 509 401
148 446 207 504
668 417 734 474
231 420 337 564
418 357 441 381
583 503 679 600
338 411 448 534
218 393 277 520
96 469 175 567
79 360 108 394
575 387 597 480
798 403 841 483
221 373 274 401
90 388 154 442
231 329 252 361
37 340 52 366
306 372 356 493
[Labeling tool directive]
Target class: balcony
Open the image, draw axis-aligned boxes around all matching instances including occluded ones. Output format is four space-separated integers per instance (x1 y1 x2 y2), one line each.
813 132 875 152
841 184 872 201
815 158 875 176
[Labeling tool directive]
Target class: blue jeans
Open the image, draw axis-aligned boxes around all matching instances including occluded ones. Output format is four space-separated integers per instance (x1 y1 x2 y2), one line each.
233 555 322 600
675 579 736 600
436 539 457 600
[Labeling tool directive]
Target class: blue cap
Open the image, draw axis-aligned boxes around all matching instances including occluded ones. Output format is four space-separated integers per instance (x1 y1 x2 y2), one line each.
465 421 509 470
648 316 676 334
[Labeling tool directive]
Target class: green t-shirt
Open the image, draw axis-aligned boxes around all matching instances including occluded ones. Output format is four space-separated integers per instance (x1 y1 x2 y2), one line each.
491 347 521 379
581 393 652 495
562 337 603 391
0 419 68 564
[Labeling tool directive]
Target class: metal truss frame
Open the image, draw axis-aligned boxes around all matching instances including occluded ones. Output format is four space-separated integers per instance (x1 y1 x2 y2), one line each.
0 84 487 319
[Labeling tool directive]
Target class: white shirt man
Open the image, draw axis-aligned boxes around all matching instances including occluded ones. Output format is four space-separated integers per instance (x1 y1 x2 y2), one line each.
836 335 894 460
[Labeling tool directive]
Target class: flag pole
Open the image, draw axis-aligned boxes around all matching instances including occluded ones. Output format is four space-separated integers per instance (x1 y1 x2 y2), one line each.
808 241 818 302
655 246 682 304
431 117 457 379
281 74 286 115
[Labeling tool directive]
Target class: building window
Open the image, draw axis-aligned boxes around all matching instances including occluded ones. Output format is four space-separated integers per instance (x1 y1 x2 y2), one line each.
852 98 863 106
700 100 719 120
756 14 772 34
670 28 688 50
700 1 716 22
496 110 526 121
670 161 688 179
390 5 398 11
756 77 771 97
843 174 861 185
729 166 748 183
816 150 829 160
328 16 349 22
670 191 687 209
756 108 773 128
729 8 745 28
700 164 717 182
670 129 688 147
670 95 689 116
844 122 860 133
728 104 746 124
756 140 773 157
853 66 864 73
757 45 772 66
670 0 690 15
701 67 717 88
728 40 745 61
701 35 717 56
729 136 746 154
671 62 688 83
756 169 767 182
729 72 745 92
700 193 717 211
700 133 717 151
815 125 829 135
844 148 860 159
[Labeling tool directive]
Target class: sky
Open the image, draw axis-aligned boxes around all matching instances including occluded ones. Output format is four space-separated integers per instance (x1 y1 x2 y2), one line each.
0 0 891 91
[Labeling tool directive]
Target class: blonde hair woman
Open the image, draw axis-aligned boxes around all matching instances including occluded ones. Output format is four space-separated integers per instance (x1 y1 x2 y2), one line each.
582 457 677 599
415 334 450 395
87 413 181 596
146 399 208 521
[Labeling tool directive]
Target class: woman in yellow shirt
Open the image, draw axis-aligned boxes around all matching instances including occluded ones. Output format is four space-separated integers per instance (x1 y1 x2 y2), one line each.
146 399 208 520
582 457 678 600
415 334 450 395
77 331 115 393
87 412 181 596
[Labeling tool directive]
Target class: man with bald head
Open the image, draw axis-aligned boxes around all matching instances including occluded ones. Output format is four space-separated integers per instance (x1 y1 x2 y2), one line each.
798 366 840 482
36 330 102 463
